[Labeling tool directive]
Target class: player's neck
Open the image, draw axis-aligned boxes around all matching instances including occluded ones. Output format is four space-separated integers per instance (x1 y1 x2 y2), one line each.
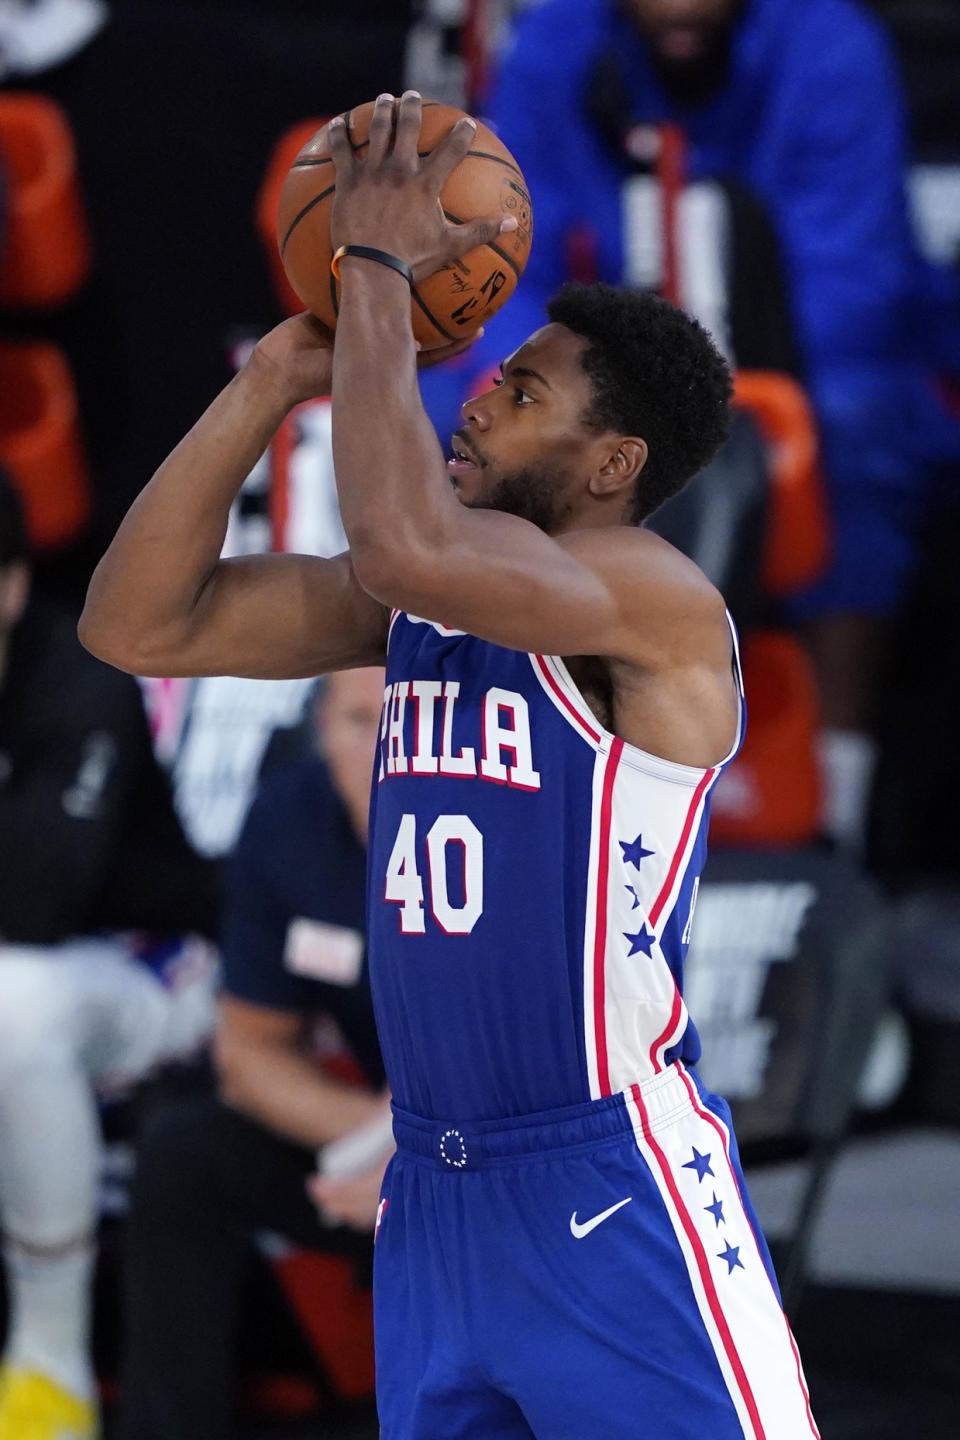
549 504 631 539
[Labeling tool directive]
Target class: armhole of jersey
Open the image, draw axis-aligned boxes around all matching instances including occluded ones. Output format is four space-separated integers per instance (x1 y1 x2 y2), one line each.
529 652 603 750
531 610 747 779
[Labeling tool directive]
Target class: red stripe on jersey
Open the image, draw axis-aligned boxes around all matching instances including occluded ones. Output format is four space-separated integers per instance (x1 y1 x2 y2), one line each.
648 767 716 928
532 655 602 744
631 1083 767 1440
592 738 623 1095
675 1067 820 1439
649 984 684 1074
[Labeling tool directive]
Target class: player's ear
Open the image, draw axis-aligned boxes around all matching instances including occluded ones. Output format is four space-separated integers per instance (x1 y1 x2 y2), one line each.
589 437 647 499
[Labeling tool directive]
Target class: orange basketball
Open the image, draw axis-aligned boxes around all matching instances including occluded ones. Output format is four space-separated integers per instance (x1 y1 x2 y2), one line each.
275 100 533 349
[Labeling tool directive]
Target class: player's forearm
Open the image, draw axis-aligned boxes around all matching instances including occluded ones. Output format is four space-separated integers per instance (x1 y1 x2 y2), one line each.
331 262 463 594
217 1041 387 1150
79 356 295 671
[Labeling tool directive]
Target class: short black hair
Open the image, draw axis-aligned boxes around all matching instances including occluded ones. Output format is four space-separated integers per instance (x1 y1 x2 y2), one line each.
0 468 29 568
546 283 733 523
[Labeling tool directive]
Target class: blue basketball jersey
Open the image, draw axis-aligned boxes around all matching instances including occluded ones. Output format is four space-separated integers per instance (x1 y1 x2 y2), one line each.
366 609 746 1122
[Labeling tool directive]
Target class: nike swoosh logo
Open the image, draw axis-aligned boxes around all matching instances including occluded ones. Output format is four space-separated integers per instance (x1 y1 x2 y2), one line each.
569 1197 633 1238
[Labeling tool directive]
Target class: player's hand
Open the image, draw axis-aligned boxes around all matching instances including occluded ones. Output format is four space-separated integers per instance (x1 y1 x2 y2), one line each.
327 90 517 283
251 311 336 406
308 1150 393 1232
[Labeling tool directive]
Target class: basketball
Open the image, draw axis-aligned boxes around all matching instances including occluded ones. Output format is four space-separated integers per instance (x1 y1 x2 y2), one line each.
275 100 533 349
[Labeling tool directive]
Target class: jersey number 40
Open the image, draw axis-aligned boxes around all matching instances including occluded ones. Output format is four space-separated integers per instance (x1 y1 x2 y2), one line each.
385 813 483 936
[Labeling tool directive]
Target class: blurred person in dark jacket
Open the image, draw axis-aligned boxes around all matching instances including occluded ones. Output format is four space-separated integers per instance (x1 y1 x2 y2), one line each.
0 468 219 1440
115 666 390 1440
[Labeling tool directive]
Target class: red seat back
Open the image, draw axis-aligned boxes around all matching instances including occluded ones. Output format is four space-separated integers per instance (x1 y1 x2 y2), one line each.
0 93 93 307
0 341 91 550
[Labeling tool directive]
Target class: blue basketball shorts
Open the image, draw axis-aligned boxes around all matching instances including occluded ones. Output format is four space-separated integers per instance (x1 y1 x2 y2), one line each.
373 1063 819 1439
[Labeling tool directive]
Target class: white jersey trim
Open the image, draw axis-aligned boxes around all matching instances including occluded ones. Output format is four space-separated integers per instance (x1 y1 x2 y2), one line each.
626 1071 820 1440
401 613 466 638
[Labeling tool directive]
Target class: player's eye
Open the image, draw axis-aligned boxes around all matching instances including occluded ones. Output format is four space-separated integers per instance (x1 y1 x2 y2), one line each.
492 375 533 404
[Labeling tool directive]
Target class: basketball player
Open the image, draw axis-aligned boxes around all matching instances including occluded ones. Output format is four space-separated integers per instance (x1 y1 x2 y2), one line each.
81 93 818 1438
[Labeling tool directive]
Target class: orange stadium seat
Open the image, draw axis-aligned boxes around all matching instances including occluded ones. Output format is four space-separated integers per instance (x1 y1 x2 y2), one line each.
0 341 91 551
711 371 830 848
0 93 93 308
732 370 831 597
710 629 823 847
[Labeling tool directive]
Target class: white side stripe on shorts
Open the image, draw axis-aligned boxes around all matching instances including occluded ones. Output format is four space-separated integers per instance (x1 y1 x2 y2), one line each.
674 1065 820 1439
626 1074 820 1439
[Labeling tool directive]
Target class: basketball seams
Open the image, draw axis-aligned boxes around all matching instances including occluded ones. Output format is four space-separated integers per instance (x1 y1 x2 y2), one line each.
280 183 335 258
461 150 525 180
410 288 456 343
291 148 521 175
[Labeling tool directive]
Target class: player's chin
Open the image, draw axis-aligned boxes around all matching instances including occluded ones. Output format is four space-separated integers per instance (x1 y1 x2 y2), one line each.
447 463 491 506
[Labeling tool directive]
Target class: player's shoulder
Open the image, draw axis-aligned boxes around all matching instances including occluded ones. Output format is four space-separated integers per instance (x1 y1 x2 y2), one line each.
561 523 724 609
561 523 729 671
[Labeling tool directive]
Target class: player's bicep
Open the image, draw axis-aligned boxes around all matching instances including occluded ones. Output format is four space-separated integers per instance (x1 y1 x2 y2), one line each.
153 550 389 679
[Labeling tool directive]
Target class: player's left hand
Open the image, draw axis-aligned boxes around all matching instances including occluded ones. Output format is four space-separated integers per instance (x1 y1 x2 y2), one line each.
250 310 480 407
327 90 517 283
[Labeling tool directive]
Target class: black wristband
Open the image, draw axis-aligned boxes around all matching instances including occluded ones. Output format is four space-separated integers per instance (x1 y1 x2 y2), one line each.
330 245 414 288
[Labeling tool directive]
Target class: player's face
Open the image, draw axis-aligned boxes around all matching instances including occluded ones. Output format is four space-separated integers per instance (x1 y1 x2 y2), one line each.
450 325 614 535
621 0 739 60
319 666 386 844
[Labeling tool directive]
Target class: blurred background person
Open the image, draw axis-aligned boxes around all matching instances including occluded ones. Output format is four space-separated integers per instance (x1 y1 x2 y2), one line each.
0 468 220 1440
0 0 106 83
115 667 390 1440
420 0 960 854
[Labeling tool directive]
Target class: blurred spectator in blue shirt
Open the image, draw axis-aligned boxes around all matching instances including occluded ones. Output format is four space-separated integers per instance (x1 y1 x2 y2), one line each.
422 0 960 848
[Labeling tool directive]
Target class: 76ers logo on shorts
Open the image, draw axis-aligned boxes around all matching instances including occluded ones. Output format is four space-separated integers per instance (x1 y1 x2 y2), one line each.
374 1197 388 1244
